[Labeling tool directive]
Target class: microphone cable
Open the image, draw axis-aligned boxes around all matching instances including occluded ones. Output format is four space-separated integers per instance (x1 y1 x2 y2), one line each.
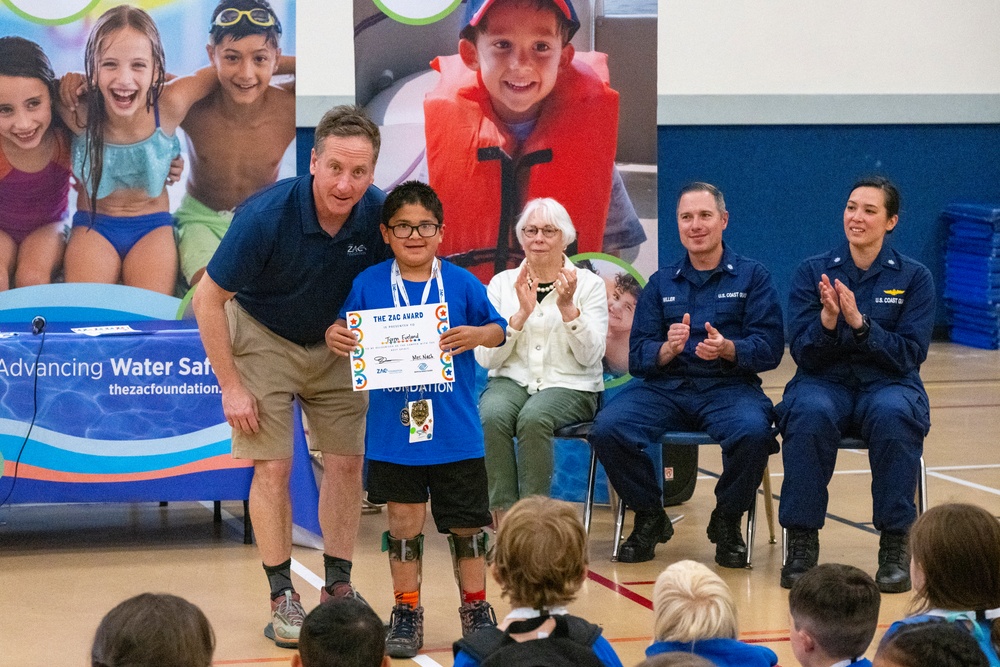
0 322 46 509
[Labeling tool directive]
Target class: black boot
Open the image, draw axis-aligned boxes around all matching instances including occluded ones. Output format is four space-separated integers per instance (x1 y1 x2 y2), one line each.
618 508 673 563
780 528 819 589
707 509 748 568
876 531 911 593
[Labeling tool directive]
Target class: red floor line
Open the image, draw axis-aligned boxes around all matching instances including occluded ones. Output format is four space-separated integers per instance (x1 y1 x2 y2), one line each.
213 659 292 665
587 570 654 610
743 635 791 644
621 580 656 585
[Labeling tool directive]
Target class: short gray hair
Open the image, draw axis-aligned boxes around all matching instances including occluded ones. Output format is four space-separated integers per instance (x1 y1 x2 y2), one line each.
515 198 577 248
678 182 726 215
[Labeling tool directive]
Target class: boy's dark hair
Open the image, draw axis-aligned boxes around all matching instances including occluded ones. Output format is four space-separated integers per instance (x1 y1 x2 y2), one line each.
789 563 880 660
0 36 57 99
314 105 381 164
382 180 445 228
91 593 215 667
460 0 578 45
209 0 282 48
614 272 641 300
850 175 901 220
299 598 386 667
878 621 990 667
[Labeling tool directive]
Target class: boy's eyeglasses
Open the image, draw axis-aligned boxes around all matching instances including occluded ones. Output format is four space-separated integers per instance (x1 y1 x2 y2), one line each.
522 226 560 238
388 223 441 239
214 8 276 27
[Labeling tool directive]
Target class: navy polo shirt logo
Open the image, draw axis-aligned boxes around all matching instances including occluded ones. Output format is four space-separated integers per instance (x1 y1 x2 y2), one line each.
348 244 367 256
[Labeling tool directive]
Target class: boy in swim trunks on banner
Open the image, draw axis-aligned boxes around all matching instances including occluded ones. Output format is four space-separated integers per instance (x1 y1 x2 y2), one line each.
424 0 644 281
326 181 507 659
177 0 295 287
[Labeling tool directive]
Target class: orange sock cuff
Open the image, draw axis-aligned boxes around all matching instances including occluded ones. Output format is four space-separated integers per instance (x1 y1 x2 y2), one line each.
395 589 420 608
461 589 486 605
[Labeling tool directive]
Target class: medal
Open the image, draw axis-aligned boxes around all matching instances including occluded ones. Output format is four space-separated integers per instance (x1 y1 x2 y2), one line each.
407 398 434 443
410 399 429 427
400 406 410 426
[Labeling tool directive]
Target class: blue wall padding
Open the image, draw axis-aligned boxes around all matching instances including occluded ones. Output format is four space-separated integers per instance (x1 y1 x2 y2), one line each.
657 124 1000 330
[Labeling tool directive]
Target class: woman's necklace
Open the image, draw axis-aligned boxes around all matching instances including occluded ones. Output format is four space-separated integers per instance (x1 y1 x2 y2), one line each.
536 281 556 294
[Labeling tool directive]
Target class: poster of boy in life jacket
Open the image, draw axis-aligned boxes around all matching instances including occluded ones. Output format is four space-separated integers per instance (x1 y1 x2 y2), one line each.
354 0 658 287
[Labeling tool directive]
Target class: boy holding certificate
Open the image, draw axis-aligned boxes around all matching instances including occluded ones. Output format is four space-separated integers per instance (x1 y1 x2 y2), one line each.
327 181 506 659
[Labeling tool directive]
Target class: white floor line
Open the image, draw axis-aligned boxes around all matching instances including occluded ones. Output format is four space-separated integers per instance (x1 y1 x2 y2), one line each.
927 471 1000 496
196 501 326 590
291 558 324 590
929 463 1000 471
412 655 445 667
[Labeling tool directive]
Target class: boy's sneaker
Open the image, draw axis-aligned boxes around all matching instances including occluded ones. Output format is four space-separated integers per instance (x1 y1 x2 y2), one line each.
385 604 424 659
458 600 497 637
320 581 370 608
263 590 305 649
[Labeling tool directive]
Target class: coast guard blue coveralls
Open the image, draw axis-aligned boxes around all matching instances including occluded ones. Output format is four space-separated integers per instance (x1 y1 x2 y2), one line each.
778 243 934 533
588 246 784 516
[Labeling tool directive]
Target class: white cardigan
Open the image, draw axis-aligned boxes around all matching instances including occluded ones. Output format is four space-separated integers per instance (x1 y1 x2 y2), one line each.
475 257 608 394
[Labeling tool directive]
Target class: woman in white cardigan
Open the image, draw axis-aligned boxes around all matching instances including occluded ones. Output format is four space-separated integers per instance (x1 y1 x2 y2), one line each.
476 198 608 524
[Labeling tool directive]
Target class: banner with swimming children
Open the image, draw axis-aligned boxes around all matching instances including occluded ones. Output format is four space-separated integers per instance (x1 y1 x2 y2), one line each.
353 0 658 388
0 0 296 301
0 1 295 494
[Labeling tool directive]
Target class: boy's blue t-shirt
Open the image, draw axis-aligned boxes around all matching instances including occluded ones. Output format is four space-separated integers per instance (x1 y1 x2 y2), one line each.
340 259 506 465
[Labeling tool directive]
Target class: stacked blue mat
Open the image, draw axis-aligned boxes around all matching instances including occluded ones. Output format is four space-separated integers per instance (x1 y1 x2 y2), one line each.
942 203 1000 349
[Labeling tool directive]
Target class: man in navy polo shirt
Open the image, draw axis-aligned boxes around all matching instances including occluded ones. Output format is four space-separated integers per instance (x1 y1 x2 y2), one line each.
193 106 389 649
588 182 784 566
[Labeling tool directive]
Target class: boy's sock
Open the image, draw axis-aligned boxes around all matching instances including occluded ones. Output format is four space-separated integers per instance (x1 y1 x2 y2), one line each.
323 554 353 594
263 559 294 599
395 589 421 609
461 589 486 605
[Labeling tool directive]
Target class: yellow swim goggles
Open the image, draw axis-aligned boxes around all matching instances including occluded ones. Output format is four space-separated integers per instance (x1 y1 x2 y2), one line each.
213 8 276 27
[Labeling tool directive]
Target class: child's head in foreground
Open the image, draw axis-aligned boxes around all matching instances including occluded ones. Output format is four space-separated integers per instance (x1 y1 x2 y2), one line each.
492 495 588 609
874 621 989 667
652 559 737 642
458 0 581 124
292 597 389 667
90 593 214 667
788 563 880 666
907 502 1000 615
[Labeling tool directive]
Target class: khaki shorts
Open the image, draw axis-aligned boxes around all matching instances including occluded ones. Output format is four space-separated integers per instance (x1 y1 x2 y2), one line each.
226 300 367 460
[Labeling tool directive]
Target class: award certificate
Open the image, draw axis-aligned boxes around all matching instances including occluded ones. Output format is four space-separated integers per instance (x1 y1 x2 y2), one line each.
347 303 454 391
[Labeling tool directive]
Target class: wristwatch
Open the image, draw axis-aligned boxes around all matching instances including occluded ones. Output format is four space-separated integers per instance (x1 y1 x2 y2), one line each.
852 314 871 341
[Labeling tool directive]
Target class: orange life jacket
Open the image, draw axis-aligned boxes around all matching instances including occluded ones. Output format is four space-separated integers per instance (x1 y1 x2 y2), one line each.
425 51 618 282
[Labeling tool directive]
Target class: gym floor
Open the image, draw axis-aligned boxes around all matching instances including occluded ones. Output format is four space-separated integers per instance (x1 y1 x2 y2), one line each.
2 342 998 667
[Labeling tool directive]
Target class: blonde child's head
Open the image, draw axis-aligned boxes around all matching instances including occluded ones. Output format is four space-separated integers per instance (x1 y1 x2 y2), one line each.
492 496 588 609
652 560 738 643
